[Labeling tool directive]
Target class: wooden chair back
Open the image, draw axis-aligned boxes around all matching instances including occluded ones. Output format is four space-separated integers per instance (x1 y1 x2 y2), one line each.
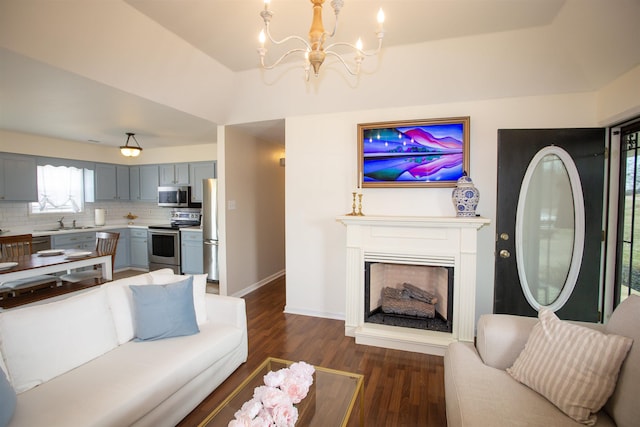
94 231 120 272
0 234 33 258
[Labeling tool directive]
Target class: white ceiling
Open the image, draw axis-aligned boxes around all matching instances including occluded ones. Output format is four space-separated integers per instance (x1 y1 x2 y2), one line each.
1 0 639 149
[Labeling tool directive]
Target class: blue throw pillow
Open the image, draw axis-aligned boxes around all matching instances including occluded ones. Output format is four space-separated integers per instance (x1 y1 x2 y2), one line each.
130 276 199 341
0 369 16 427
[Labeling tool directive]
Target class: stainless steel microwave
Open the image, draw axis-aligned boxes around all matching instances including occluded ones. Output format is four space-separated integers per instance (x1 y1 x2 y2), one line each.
158 186 191 207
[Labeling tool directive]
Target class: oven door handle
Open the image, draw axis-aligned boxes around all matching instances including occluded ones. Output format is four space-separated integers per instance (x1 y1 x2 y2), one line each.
149 230 179 236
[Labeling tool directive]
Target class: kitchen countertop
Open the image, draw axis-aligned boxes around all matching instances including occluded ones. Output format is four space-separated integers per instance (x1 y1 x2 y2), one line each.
0 223 204 238
0 223 157 238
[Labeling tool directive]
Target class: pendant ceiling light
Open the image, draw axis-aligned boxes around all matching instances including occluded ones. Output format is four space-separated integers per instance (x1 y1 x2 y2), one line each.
120 132 142 157
258 0 385 81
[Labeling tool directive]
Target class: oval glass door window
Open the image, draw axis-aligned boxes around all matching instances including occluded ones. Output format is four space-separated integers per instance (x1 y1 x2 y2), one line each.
515 146 585 312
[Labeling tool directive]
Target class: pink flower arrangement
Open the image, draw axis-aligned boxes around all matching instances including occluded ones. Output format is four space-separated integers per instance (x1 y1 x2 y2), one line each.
229 361 315 427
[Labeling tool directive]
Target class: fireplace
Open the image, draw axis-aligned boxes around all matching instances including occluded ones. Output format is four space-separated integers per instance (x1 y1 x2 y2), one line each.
365 262 453 333
338 215 489 356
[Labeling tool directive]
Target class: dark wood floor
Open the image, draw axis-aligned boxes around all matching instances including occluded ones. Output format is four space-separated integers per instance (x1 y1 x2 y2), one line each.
177 276 447 427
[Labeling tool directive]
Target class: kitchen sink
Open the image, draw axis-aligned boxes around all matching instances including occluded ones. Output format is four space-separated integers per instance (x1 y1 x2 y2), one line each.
38 226 97 232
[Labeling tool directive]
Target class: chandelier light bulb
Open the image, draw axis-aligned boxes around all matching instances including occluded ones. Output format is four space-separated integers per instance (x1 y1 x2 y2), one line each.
259 30 266 47
356 38 363 51
377 8 385 25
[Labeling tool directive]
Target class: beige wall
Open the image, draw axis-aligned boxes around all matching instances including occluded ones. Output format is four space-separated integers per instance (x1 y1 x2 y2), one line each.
0 129 216 164
597 64 640 126
222 126 285 297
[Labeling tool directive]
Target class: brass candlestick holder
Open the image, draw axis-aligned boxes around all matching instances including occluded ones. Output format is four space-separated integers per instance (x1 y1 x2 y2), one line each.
346 192 358 216
346 192 365 216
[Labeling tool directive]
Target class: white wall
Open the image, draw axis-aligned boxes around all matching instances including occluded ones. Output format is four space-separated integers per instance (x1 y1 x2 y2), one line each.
223 126 285 297
285 92 601 320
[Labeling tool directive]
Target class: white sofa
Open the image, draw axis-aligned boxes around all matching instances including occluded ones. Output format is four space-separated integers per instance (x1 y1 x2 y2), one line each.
0 269 248 427
444 295 639 427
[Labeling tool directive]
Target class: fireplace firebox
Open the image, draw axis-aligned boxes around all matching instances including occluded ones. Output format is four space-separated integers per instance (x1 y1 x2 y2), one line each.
364 262 454 333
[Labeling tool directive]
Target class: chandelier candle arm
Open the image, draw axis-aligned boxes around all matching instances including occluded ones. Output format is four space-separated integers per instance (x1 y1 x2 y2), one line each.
257 0 385 80
259 47 311 70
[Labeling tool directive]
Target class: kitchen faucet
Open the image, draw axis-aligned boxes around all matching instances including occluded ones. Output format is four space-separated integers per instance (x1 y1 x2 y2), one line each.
58 217 64 229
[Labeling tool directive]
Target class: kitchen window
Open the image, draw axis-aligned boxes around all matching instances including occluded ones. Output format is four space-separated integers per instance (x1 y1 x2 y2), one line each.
29 165 92 214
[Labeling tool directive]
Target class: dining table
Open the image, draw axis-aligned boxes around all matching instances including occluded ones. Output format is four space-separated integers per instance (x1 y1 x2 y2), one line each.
0 250 113 283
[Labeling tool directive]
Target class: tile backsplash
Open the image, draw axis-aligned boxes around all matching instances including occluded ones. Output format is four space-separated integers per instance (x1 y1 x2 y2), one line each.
0 201 172 231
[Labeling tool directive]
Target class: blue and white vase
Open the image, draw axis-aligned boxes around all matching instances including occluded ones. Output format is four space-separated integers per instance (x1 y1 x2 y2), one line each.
452 172 479 217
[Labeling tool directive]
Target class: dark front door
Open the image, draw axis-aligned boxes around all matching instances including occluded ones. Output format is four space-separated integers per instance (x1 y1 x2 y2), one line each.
494 128 606 321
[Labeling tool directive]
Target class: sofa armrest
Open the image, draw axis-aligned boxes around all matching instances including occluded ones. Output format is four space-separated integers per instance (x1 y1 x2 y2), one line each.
204 294 247 331
476 314 538 370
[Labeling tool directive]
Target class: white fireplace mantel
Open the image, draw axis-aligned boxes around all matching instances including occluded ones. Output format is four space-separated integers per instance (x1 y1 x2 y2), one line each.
338 215 490 356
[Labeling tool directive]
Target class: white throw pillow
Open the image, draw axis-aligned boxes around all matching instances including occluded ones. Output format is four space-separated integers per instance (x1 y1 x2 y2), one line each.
104 273 154 344
0 288 119 393
507 309 633 425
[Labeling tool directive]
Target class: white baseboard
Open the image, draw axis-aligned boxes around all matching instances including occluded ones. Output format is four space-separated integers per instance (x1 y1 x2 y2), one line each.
284 306 345 321
230 270 286 298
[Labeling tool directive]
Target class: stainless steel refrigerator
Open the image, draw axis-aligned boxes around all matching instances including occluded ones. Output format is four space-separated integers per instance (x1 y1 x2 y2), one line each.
202 178 219 281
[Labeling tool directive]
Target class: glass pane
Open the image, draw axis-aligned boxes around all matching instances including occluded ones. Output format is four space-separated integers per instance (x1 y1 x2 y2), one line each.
619 134 640 303
522 154 574 306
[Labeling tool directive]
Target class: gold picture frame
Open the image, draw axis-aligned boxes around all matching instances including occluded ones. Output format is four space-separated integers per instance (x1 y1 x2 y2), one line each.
358 116 470 188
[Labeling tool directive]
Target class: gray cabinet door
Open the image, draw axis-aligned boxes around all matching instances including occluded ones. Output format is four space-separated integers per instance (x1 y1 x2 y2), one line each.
113 228 129 270
95 164 117 200
130 230 149 268
116 166 130 200
181 231 203 274
189 162 216 203
130 165 158 202
159 163 189 186
129 166 141 201
0 155 37 201
95 164 129 200
139 165 158 201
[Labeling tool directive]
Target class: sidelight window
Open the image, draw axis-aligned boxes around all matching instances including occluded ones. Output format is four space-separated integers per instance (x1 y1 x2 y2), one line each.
616 125 640 305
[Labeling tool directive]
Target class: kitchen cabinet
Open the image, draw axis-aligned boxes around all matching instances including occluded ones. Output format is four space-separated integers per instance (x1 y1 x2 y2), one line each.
0 154 37 202
52 232 95 250
130 228 149 268
159 163 189 186
130 165 158 202
189 162 216 203
180 230 203 274
95 164 130 201
112 228 129 270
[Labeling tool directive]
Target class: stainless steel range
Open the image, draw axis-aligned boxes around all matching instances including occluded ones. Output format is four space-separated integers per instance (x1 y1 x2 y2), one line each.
148 208 201 273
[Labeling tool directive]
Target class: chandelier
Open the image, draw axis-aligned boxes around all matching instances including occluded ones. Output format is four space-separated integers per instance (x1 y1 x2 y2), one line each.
120 132 143 157
258 0 385 80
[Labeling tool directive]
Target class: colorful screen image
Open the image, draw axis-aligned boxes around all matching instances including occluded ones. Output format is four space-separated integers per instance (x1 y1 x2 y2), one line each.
359 118 469 188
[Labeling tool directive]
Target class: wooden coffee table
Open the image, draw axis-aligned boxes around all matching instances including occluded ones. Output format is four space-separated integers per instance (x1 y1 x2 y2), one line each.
198 357 364 427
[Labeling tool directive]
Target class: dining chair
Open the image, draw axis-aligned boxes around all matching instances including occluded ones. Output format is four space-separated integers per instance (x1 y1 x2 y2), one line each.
0 234 59 299
60 231 120 284
0 234 33 258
